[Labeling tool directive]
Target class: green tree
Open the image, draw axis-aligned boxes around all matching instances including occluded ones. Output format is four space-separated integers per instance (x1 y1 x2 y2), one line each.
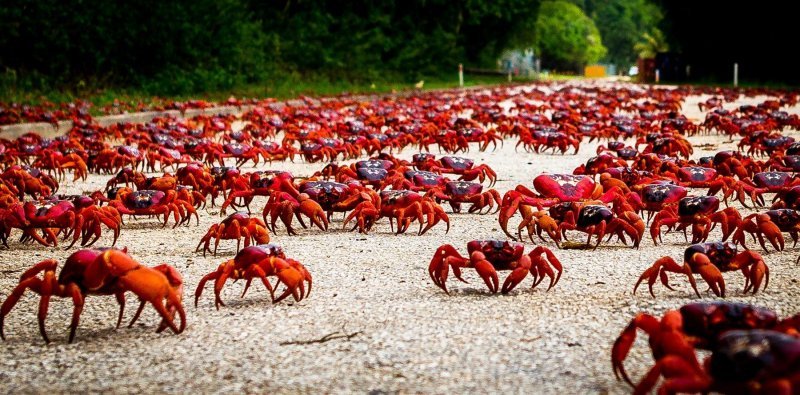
534 1 607 72
589 0 663 70
633 29 669 59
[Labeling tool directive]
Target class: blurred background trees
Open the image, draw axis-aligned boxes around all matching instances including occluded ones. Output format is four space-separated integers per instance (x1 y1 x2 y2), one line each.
533 1 606 72
1 0 792 97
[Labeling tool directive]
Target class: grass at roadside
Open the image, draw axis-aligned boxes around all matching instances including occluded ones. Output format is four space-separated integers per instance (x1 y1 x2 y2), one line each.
1 74 544 113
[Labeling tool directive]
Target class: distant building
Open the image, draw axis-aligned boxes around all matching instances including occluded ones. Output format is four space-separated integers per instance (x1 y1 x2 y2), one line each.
498 49 536 77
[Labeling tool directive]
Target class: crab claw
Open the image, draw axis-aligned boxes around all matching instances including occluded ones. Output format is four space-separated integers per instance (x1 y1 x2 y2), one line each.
428 244 468 294
471 251 499 293
611 313 660 386
501 255 531 294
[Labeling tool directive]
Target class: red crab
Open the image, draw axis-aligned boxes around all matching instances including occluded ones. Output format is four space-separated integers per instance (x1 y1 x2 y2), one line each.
611 301 800 393
31 150 88 182
0 248 185 343
413 154 497 186
195 212 271 256
626 183 688 222
733 171 800 207
573 153 629 175
637 132 693 159
428 239 563 294
733 209 800 252
499 174 620 240
325 159 395 189
220 170 295 214
194 244 312 309
347 189 449 235
671 166 734 197
650 196 741 245
710 150 763 179
516 127 580 154
555 204 645 248
425 180 501 214
634 241 768 298
385 170 448 192
264 181 379 235
9 199 117 249
108 187 198 228
1 165 58 199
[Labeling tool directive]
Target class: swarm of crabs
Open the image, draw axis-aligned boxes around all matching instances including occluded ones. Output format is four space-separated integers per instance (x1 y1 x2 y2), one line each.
1 82 799 391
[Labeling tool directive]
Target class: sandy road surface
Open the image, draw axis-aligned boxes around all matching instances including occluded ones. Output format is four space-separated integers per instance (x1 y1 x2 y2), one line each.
0 88 798 394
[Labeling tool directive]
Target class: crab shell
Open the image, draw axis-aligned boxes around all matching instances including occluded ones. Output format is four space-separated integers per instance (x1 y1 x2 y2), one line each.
440 156 474 170
444 181 483 198
233 244 286 265
533 174 596 201
379 190 422 208
641 183 687 205
677 196 720 217
576 205 613 227
466 239 525 266
300 181 350 209
683 242 737 267
125 190 168 209
24 200 75 224
223 143 251 155
709 330 800 383
404 170 445 188
753 172 794 188
355 159 393 171
252 170 293 189
765 209 800 231
355 167 388 182
678 167 718 183
211 166 240 180
679 302 778 345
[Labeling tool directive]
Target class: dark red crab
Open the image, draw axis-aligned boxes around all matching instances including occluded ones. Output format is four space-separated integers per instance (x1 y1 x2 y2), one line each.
0 248 185 343
672 167 734 197
499 173 620 240
428 239 562 294
733 209 800 252
350 189 449 235
634 241 768 298
194 244 312 309
108 188 198 228
426 180 501 214
626 183 688 222
611 301 800 393
220 170 294 214
413 154 497 186
733 171 800 207
195 211 271 256
650 196 741 245
556 204 645 248
386 170 448 192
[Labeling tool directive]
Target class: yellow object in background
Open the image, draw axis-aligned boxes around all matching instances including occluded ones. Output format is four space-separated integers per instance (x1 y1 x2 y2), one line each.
584 65 606 78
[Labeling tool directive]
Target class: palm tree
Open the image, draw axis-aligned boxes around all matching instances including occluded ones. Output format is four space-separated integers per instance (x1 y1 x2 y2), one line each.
634 29 669 59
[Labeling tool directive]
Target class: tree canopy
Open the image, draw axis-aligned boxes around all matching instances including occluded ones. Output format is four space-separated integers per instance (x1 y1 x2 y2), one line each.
589 0 663 69
534 1 607 72
0 0 542 94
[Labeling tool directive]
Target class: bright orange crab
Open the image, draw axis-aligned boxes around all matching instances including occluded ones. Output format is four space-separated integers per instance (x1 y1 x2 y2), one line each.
429 239 562 294
195 211 270 256
0 248 185 343
194 244 312 309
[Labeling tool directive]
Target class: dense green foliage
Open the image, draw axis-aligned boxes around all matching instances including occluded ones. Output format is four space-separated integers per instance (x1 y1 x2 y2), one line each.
0 0 269 94
534 1 606 72
588 0 663 69
0 0 541 96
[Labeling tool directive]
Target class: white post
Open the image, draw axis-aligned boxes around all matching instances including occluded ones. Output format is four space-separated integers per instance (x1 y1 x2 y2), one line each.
733 63 739 87
655 69 660 83
458 64 464 87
